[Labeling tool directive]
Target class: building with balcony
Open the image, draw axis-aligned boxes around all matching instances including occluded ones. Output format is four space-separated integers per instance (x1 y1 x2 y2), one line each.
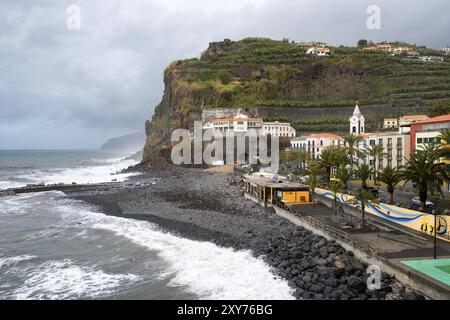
203 114 296 138
203 113 264 134
290 133 342 160
263 121 296 138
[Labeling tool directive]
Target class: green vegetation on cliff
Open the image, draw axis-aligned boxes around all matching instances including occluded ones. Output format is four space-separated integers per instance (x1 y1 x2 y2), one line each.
143 38 450 162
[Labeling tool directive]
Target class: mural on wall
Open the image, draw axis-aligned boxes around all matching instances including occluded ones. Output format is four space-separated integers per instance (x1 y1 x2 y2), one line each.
316 188 450 243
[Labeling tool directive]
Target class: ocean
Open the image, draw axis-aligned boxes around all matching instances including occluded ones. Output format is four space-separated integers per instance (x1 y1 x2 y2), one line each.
0 150 293 300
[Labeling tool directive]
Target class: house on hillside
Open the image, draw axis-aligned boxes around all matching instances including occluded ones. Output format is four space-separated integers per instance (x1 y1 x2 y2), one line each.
306 47 331 56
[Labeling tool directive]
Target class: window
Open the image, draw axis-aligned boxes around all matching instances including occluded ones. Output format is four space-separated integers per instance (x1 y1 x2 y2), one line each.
436 137 442 144
397 138 402 147
388 138 393 147
424 138 429 143
370 140 376 146
320 140 323 146
417 138 423 144
397 150 402 158
353 127 357 133
379 138 383 146
388 160 392 167
397 160 402 167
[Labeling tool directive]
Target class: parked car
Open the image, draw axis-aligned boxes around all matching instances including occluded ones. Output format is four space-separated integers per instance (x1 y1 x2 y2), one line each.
411 197 434 208
367 187 379 196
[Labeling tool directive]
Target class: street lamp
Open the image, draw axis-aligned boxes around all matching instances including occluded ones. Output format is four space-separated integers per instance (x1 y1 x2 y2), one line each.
433 198 438 260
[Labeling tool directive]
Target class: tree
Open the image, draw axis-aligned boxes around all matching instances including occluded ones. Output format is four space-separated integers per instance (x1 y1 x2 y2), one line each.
365 144 386 184
357 39 368 48
330 181 342 215
217 70 233 85
354 189 376 231
318 146 346 187
440 129 450 145
292 149 310 172
378 166 403 204
336 166 353 191
427 103 450 118
355 164 374 190
305 161 324 206
401 143 449 211
280 149 293 171
342 134 366 169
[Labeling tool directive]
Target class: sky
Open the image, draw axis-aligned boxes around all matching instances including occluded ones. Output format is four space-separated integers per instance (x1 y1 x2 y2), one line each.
0 0 449 149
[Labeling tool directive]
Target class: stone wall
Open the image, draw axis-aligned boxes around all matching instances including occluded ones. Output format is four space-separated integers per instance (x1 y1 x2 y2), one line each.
202 101 427 123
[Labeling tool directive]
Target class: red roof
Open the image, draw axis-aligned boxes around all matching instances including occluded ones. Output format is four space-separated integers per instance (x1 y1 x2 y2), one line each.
305 133 342 139
416 114 450 124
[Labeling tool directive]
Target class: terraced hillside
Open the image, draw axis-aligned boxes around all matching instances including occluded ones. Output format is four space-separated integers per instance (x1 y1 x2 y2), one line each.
143 38 450 162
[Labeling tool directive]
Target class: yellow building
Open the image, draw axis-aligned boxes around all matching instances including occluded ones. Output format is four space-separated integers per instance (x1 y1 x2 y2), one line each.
243 177 310 208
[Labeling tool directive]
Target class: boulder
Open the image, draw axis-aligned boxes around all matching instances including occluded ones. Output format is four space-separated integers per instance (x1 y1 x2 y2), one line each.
310 284 324 293
347 276 366 293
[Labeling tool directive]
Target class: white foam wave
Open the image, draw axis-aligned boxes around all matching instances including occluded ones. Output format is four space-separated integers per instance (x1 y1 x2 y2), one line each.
9 259 141 300
1 158 138 189
0 255 37 269
59 200 294 300
0 192 295 300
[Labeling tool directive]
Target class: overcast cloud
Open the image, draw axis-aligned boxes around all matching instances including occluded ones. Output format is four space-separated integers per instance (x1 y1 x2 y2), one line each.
0 0 449 149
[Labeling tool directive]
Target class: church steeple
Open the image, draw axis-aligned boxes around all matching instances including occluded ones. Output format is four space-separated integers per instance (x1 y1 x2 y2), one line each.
349 103 365 135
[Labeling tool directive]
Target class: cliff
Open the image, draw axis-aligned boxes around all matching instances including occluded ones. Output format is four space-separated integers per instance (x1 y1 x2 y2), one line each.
143 38 450 162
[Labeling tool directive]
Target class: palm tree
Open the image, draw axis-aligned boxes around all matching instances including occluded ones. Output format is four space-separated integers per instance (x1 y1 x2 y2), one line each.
330 181 342 215
365 144 386 183
354 189 376 231
355 164 374 190
378 166 403 204
342 134 366 169
292 149 310 172
318 146 339 187
440 129 450 146
336 166 353 191
401 143 449 211
305 161 324 206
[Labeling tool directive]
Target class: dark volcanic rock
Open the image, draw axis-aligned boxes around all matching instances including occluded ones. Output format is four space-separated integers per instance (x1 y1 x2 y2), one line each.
348 276 366 293
68 166 419 301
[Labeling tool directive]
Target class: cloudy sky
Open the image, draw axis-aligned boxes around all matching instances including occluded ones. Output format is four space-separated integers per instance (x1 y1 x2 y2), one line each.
1 0 449 149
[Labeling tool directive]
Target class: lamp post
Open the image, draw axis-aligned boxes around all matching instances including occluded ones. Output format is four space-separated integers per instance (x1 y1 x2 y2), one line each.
433 198 438 260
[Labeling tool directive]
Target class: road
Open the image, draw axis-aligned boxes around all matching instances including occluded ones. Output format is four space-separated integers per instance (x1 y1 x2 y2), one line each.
347 182 450 214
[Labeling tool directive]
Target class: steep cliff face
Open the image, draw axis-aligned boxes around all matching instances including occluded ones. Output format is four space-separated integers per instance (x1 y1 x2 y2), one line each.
143 65 209 162
143 38 450 163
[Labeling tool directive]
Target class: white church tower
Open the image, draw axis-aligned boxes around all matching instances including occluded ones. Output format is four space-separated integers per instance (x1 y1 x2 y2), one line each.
349 104 365 135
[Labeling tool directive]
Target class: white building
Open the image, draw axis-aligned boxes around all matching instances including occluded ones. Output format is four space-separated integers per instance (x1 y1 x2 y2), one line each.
203 114 264 134
291 133 342 160
349 104 365 135
361 132 411 169
442 47 450 55
306 47 331 56
383 115 429 130
203 114 295 137
263 121 296 137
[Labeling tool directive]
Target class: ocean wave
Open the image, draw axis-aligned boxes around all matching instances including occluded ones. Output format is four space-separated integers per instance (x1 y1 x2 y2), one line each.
59 199 294 300
0 157 138 189
3 259 141 300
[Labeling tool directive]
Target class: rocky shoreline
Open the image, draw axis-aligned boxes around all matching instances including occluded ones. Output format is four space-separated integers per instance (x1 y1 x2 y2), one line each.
67 166 424 300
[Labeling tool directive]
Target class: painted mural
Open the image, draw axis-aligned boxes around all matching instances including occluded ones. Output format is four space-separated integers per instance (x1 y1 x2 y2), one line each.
316 188 450 243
